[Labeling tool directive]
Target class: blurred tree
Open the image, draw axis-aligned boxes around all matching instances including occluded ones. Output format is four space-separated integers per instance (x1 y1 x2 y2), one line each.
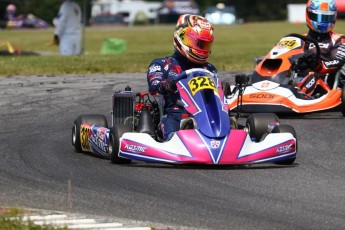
2 0 310 24
3 0 89 26
147 0 309 22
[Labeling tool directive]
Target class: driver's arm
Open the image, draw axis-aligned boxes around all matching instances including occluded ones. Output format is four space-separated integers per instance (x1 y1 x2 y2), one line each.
147 60 176 94
318 37 345 74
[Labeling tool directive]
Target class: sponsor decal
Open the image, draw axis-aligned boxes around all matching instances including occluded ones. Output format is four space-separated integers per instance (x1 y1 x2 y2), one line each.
210 140 220 148
276 144 293 154
152 80 160 86
249 94 274 99
198 20 210 28
306 77 315 89
309 43 329 49
149 65 161 73
169 71 178 77
188 76 216 95
89 128 107 153
325 60 339 67
261 82 270 88
125 144 147 153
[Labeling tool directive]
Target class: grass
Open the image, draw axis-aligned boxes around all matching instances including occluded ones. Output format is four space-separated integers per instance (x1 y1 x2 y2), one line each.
0 208 67 230
1 21 345 76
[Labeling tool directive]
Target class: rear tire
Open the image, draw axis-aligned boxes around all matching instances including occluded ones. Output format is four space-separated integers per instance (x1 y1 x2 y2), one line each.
108 124 132 164
272 125 297 165
246 113 279 141
72 114 108 152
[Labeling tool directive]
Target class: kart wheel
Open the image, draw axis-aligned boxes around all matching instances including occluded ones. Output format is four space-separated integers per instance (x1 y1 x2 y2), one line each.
341 87 345 117
222 81 231 97
108 124 132 164
246 113 279 142
272 125 297 165
72 114 108 152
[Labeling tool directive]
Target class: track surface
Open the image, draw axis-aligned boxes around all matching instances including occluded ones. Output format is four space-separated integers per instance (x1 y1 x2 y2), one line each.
0 73 345 230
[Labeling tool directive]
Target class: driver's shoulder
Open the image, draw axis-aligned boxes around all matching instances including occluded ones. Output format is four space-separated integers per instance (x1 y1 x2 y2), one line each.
330 32 345 43
205 62 217 73
150 56 176 67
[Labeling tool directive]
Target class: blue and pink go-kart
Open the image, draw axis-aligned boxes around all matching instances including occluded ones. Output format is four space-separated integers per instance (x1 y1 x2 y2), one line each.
72 69 298 165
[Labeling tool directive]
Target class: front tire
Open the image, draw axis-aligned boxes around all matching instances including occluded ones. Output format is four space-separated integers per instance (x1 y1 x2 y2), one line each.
341 86 345 117
72 114 108 152
272 125 297 165
108 124 132 164
246 113 279 142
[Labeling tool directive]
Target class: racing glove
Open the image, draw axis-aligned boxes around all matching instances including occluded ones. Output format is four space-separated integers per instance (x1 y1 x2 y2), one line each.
297 51 322 72
158 79 177 93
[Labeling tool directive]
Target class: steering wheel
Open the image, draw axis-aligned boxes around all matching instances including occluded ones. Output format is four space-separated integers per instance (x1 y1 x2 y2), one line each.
286 33 321 62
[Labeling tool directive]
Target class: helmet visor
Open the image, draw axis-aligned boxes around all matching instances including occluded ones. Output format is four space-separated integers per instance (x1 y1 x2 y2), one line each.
307 10 336 23
185 33 213 52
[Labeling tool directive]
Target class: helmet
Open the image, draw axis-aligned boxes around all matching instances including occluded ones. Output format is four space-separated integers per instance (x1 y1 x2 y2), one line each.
306 0 337 33
6 4 16 12
173 14 214 64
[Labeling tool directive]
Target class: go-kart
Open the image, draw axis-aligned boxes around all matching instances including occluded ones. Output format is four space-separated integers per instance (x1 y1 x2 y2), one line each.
72 68 297 165
225 33 345 116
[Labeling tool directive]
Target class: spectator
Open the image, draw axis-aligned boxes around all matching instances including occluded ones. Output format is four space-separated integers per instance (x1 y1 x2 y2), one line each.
54 0 82 55
5 4 16 21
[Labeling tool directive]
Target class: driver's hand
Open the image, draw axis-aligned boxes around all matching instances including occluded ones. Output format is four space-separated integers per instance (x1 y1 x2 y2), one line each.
297 50 321 71
159 79 177 93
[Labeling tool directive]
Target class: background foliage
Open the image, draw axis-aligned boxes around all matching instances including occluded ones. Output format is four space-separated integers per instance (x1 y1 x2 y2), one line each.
1 20 345 76
0 0 309 25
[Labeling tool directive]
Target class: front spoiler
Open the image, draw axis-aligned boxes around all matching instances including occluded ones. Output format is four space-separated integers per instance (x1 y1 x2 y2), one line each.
119 129 296 165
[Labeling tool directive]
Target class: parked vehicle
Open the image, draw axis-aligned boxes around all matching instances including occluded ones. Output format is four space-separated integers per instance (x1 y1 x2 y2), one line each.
91 0 161 25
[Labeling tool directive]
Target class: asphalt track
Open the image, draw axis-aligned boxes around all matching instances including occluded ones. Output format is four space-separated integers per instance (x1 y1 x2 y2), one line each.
0 72 345 230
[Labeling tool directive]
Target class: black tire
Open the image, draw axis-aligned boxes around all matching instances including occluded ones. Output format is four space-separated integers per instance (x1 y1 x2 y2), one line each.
108 124 132 164
246 113 279 141
222 81 231 97
72 114 108 152
272 124 297 165
341 86 345 117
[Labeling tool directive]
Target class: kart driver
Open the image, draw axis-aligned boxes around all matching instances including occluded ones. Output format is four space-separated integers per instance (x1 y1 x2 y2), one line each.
295 0 345 97
146 14 217 141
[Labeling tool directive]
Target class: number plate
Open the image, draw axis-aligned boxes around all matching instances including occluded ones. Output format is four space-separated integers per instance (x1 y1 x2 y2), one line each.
188 76 216 95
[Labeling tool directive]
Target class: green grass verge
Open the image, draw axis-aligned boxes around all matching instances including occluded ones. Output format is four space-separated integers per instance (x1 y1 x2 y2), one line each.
0 208 67 230
1 21 345 76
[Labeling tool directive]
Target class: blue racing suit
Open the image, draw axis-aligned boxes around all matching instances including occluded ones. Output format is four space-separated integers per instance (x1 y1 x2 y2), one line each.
147 52 217 140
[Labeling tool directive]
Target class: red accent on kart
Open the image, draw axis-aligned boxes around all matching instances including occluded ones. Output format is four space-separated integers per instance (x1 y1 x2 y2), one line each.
182 113 190 119
135 102 151 112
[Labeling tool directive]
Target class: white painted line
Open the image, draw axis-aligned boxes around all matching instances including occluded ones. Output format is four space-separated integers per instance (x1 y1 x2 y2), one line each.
109 228 152 230
67 222 124 229
33 218 96 225
21 214 68 221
